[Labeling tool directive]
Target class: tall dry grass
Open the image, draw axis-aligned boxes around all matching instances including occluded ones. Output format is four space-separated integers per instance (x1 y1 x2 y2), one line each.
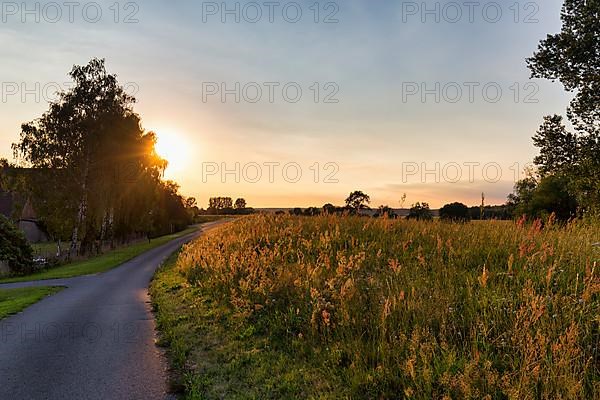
175 215 599 399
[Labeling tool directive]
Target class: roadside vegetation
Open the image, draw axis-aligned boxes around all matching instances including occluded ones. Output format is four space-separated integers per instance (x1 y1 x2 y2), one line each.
0 286 64 320
194 215 233 224
153 215 599 399
2 58 195 262
0 226 200 283
0 215 34 275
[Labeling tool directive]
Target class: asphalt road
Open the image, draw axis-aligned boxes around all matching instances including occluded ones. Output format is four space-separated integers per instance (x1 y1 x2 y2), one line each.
0 222 222 400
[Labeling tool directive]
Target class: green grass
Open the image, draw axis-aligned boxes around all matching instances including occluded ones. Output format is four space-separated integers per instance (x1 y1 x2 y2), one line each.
194 215 233 224
0 286 64 320
31 241 69 257
0 226 201 284
150 251 331 399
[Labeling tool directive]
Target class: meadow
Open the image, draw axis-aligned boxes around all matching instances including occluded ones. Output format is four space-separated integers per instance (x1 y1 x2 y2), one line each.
152 215 600 399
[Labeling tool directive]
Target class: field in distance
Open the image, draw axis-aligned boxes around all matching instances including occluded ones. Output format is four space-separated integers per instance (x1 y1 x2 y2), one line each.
152 214 599 399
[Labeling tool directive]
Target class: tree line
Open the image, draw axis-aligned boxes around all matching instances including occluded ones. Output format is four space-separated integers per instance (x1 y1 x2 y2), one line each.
284 191 515 222
204 197 253 215
3 59 194 257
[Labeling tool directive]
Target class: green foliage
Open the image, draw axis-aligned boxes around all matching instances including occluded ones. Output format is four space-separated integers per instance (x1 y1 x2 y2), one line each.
11 59 191 252
533 115 579 175
207 197 253 216
468 205 513 221
527 0 600 133
509 175 578 220
0 226 199 283
322 203 336 214
0 215 34 275
194 215 229 224
151 252 331 399
374 205 397 219
234 198 247 210
439 202 470 222
408 202 433 220
345 191 371 212
527 1 600 213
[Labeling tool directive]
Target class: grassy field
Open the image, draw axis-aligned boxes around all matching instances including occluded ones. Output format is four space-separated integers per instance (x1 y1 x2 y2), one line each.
0 287 64 320
152 214 600 399
0 226 201 284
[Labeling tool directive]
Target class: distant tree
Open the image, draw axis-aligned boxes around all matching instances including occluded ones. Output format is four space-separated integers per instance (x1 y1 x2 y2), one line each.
234 198 247 210
408 202 433 221
374 205 397 219
209 197 234 213
207 197 251 215
469 205 513 221
439 202 470 222
290 208 303 216
345 191 371 213
322 203 336 214
303 207 321 216
185 197 197 209
222 197 233 209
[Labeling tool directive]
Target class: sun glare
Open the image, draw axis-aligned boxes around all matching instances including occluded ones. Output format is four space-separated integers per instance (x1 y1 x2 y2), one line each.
155 130 191 173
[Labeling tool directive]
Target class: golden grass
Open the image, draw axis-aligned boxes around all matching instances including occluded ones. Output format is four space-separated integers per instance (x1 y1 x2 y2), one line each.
172 215 600 399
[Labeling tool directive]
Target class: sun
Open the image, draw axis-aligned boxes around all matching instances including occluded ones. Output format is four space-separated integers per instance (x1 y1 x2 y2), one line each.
155 130 191 173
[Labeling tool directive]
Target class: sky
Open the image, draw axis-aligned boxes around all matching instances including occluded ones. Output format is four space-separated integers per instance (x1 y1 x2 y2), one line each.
0 0 571 208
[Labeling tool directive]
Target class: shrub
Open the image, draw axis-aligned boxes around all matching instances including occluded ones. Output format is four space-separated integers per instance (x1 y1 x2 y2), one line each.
407 202 433 220
0 215 34 275
439 202 471 222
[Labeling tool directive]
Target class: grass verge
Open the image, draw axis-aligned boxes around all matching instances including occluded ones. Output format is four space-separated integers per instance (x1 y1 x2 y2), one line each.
0 287 64 320
150 248 335 400
0 226 200 284
194 216 233 224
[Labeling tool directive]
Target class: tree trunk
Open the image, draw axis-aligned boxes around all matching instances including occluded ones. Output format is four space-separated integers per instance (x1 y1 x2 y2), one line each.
69 194 87 257
69 158 90 258
99 209 108 242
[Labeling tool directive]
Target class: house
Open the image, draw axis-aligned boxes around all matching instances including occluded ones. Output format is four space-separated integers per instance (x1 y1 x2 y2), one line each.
0 189 48 243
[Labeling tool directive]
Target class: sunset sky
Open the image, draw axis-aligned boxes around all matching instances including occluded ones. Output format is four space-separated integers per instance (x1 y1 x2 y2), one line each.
0 0 571 208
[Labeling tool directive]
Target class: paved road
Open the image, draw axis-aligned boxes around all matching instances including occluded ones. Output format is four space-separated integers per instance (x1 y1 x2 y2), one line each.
0 222 222 400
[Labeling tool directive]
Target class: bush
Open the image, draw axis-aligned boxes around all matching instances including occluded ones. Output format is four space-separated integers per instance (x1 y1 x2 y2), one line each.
440 202 471 222
407 202 433 220
0 215 34 275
